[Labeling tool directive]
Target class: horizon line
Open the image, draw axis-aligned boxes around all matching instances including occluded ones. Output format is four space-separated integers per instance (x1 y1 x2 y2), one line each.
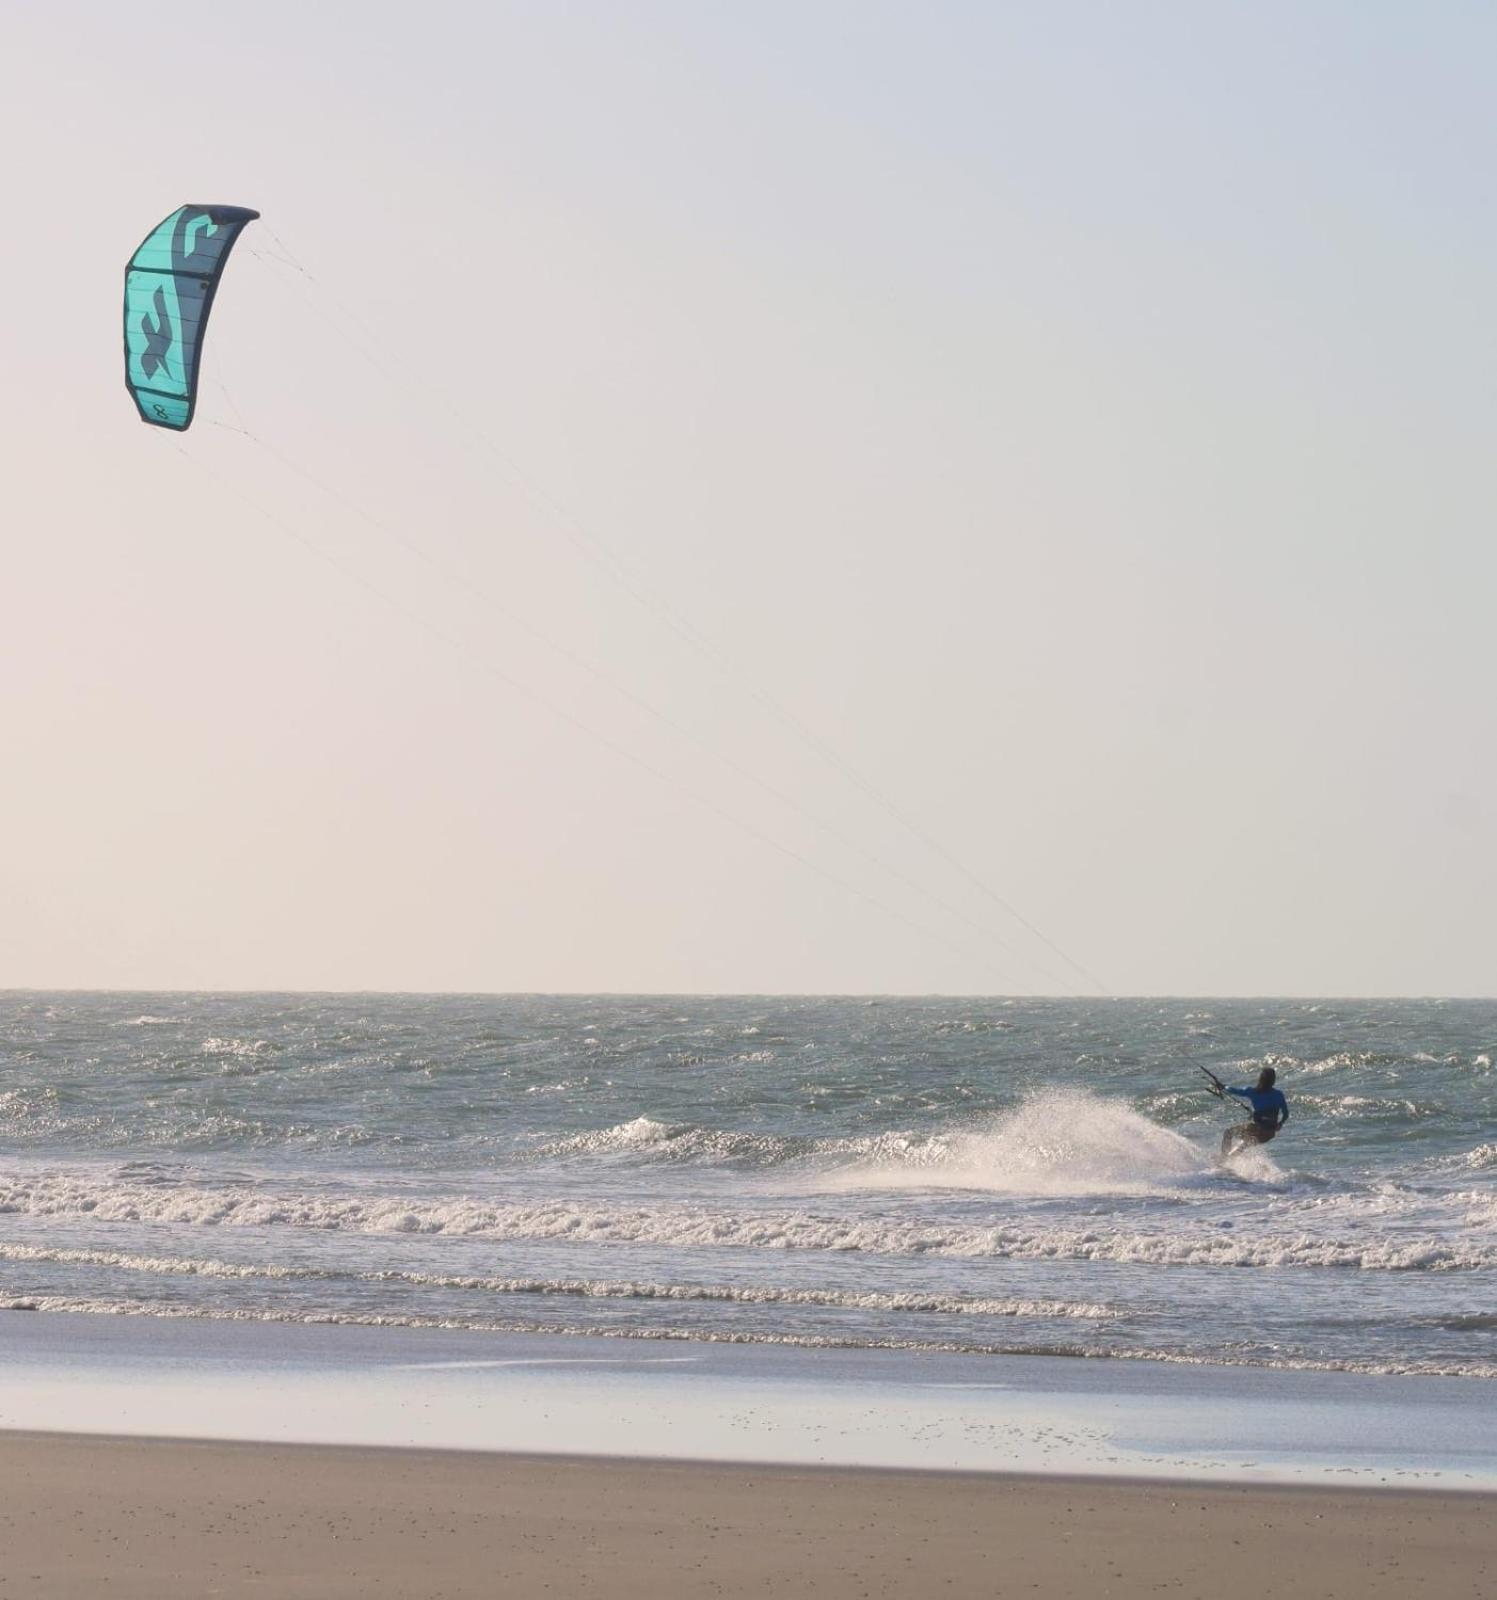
3 986 1493 1004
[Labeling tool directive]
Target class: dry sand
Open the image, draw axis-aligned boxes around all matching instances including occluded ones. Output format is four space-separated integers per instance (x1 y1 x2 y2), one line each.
0 1432 1489 1599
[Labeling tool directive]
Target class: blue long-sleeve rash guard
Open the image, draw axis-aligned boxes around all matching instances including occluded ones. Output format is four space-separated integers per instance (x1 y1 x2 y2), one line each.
1228 1085 1289 1126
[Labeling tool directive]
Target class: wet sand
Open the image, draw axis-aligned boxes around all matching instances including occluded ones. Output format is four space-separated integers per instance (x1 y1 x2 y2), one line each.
0 1432 1490 1600
6 1312 1493 1485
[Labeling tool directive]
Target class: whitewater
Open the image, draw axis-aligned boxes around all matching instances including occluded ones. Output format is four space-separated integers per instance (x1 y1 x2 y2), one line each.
1 993 1493 1376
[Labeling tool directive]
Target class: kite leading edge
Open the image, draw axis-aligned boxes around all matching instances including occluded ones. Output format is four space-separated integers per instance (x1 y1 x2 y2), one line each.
123 204 260 431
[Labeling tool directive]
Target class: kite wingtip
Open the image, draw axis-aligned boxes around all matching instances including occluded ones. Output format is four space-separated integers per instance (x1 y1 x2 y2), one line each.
185 205 261 226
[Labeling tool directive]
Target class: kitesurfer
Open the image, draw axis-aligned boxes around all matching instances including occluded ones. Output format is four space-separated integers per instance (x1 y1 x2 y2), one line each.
1218 1066 1289 1156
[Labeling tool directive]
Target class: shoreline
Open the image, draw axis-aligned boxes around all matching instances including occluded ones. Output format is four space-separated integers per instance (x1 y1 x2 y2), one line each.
3 1310 1494 1490
3 1292 1492 1383
9 1428 1497 1496
4 1431 1492 1600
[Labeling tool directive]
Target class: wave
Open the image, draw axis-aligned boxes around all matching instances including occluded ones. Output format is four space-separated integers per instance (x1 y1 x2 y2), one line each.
0 1100 391 1152
1429 1312 1497 1331
0 1245 1116 1320
1 1173 1490 1270
535 1117 802 1164
533 1116 1020 1172
537 1092 1245 1197
1298 1094 1453 1123
0 1296 1489 1379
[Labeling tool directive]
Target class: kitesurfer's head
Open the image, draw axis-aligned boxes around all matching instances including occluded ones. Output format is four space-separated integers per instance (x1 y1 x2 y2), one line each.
1257 1066 1277 1091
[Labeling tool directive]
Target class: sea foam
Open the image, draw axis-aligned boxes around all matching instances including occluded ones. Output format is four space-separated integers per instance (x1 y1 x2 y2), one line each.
0 1171 1488 1270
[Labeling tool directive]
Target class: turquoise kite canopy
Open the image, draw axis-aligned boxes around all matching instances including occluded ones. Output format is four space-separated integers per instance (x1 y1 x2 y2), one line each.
123 204 259 431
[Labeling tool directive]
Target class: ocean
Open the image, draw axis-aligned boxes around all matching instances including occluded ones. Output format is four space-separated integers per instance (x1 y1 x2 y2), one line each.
1 992 1492 1380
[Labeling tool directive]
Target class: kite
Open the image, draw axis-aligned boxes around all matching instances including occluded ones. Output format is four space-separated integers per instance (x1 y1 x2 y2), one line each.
123 204 259 430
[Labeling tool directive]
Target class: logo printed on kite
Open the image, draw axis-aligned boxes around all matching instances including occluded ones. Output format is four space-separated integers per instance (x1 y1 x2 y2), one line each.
174 211 221 274
140 285 175 382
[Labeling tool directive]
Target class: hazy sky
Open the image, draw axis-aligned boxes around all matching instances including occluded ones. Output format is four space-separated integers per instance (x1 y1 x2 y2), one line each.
3 2 1493 995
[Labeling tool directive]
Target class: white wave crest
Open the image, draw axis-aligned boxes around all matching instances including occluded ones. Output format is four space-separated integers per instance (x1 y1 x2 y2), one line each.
0 1244 1115 1320
0 1297 1490 1378
536 1092 1247 1197
1 1173 1490 1270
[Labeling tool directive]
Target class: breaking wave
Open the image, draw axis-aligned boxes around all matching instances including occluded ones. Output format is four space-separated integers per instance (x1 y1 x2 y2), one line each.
0 1295 1487 1379
0 1172 1487 1270
0 1245 1116 1319
536 1092 1250 1197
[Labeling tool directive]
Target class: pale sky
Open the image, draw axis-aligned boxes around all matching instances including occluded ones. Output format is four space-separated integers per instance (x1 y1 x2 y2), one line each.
2 1 1493 996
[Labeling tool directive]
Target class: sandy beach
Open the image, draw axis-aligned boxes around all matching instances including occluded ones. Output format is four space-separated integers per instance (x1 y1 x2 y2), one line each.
2 1432 1490 1600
